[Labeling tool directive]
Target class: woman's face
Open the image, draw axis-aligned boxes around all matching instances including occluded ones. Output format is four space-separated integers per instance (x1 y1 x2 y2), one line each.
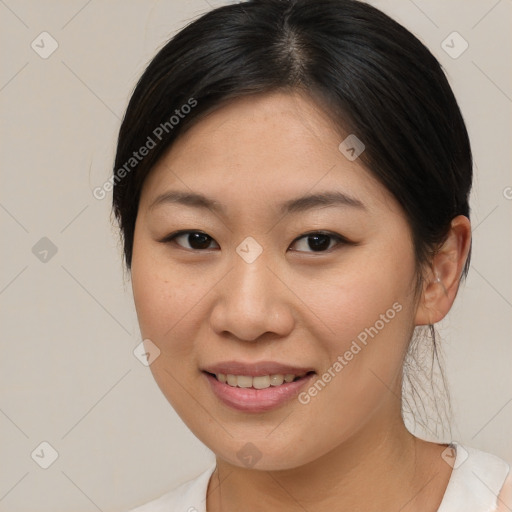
131 91 421 470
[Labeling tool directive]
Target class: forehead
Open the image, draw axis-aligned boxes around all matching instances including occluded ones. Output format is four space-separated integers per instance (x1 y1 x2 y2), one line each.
139 91 397 216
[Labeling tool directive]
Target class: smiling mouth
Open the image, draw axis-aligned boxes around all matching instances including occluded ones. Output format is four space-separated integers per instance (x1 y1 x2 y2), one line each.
205 371 315 389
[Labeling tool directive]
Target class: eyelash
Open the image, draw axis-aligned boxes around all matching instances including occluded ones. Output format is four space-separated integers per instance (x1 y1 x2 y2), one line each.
159 230 351 254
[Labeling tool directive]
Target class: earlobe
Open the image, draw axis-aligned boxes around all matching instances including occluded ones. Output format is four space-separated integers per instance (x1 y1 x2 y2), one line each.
414 215 472 326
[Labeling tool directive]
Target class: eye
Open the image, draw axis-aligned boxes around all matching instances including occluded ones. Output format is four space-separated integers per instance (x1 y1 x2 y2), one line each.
288 231 348 253
161 230 349 253
161 230 219 251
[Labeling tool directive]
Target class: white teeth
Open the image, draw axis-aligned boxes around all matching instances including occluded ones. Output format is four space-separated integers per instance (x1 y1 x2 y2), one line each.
269 374 284 386
215 373 306 388
236 375 253 388
253 376 270 389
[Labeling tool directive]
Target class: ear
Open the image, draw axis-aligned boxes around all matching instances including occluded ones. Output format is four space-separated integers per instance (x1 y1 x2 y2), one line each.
415 215 472 326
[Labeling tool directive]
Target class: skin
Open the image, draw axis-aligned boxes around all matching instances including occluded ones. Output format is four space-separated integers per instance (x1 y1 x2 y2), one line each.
130 90 472 511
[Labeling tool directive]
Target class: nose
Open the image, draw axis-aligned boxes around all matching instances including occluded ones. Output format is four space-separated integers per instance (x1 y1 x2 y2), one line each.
209 248 295 342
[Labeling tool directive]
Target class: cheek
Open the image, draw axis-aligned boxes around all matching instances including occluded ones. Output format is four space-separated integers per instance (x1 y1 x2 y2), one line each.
291 241 416 418
296 241 416 352
130 254 209 412
131 244 204 358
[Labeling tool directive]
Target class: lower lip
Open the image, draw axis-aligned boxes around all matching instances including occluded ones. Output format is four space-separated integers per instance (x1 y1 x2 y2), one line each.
203 372 316 413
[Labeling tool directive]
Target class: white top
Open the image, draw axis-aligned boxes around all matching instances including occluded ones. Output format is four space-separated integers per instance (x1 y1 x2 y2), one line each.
128 443 511 512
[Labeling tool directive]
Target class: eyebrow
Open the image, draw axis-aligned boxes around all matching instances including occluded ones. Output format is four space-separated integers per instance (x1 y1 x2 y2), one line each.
148 190 366 216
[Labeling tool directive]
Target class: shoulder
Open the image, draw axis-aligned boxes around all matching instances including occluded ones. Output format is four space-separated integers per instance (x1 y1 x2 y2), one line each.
437 442 511 512
127 464 216 512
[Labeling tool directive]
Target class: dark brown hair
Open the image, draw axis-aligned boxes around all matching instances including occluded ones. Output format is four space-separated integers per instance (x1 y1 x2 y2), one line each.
112 0 472 279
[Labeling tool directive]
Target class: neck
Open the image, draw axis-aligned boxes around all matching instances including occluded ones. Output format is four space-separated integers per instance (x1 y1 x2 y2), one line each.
206 408 451 512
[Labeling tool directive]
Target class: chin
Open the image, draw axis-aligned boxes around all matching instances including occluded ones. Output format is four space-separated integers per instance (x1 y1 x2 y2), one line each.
204 434 328 472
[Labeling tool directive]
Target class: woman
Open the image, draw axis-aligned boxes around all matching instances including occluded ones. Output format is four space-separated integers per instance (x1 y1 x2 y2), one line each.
113 0 511 510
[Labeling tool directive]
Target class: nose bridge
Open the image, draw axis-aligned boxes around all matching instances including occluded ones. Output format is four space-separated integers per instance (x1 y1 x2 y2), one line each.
230 242 277 314
210 240 294 341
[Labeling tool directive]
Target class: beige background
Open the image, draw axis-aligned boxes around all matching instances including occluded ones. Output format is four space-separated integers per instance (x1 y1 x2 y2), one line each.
0 1 511 511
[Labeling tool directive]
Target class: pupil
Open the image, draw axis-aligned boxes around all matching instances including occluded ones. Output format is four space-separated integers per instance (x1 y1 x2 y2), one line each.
308 234 330 251
189 233 210 249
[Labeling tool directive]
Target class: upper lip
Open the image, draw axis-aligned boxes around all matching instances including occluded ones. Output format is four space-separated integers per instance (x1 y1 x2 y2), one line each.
202 360 316 377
